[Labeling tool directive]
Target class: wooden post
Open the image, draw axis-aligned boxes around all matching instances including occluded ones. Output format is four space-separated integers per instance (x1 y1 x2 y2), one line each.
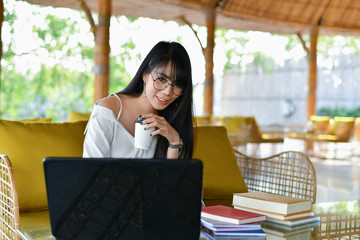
305 24 319 153
203 4 216 116
307 24 319 120
94 0 111 102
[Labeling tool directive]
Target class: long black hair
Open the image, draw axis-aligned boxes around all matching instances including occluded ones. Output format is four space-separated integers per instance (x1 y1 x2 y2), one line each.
119 41 194 159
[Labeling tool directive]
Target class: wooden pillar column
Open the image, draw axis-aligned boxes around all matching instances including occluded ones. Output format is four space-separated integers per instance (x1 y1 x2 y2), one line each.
94 0 111 102
307 24 319 119
203 4 216 116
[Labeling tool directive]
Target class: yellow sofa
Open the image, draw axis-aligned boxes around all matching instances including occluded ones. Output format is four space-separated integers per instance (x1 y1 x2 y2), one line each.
0 119 249 239
0 119 88 239
0 118 316 239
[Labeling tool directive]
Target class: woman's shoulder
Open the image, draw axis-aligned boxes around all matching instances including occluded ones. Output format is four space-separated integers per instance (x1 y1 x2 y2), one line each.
97 93 123 117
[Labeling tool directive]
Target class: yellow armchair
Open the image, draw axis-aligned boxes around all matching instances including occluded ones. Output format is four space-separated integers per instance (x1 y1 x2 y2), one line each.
193 126 248 206
220 116 251 145
194 115 212 126
309 115 331 134
0 119 88 239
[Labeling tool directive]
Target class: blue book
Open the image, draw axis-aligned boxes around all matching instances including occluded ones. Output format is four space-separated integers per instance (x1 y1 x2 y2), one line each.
212 229 266 236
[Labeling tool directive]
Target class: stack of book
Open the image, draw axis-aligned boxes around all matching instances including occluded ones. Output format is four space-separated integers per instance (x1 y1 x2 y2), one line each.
260 220 321 240
232 192 321 228
200 205 267 239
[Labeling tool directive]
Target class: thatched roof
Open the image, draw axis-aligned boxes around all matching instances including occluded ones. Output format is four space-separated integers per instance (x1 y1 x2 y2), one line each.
21 0 360 36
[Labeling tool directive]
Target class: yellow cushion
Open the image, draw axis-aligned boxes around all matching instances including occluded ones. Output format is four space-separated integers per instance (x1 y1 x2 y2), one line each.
329 117 355 139
310 115 331 122
310 115 331 133
0 119 88 211
67 111 91 122
193 126 248 200
195 116 212 126
20 118 52 123
221 116 249 135
20 210 50 228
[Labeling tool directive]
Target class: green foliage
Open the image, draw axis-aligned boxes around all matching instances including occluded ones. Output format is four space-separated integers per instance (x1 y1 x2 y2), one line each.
216 28 249 73
313 201 360 214
3 0 16 25
248 51 275 75
0 63 94 120
109 40 139 93
283 33 360 55
1 1 139 121
1 2 96 121
33 15 77 56
317 107 360 118
284 34 304 52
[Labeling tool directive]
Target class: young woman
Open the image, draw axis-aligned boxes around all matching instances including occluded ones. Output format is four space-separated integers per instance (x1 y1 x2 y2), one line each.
83 41 194 159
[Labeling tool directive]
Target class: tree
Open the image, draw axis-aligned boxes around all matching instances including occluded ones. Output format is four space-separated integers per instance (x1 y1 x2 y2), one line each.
1 0 137 121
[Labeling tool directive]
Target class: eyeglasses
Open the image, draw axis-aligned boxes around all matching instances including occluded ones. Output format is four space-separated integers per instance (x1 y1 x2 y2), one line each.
151 72 184 96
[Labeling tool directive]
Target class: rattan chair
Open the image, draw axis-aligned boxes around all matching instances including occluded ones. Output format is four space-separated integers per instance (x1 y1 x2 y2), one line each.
0 154 20 240
235 150 317 203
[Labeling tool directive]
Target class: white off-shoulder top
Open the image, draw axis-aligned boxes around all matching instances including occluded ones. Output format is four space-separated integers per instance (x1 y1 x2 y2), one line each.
83 93 157 158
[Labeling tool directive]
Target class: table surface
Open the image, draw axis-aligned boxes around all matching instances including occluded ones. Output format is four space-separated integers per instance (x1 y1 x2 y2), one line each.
18 200 360 240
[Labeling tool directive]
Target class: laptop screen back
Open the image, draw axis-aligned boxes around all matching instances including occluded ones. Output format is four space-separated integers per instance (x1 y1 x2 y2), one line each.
43 157 203 240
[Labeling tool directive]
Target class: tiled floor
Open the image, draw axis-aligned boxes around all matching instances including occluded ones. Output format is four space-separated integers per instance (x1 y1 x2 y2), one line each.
311 156 360 203
241 139 360 203
284 139 360 203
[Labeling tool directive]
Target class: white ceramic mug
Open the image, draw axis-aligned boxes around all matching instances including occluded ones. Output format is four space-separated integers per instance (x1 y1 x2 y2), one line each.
134 118 155 150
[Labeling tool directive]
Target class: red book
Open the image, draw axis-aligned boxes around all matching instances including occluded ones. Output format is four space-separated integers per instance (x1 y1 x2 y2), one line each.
201 205 267 225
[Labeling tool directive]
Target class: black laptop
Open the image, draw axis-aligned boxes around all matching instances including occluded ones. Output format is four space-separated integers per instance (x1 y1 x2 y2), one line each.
43 157 203 240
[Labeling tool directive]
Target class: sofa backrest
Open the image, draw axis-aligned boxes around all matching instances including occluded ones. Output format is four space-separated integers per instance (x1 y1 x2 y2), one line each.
67 111 92 122
0 119 88 211
193 126 248 201
0 120 247 210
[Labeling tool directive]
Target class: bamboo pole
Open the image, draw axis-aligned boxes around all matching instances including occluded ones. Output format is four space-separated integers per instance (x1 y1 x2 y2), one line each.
203 4 216 116
307 24 319 120
94 0 111 102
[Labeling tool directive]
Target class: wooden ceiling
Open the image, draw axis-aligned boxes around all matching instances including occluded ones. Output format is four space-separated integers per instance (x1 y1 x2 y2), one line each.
21 0 360 36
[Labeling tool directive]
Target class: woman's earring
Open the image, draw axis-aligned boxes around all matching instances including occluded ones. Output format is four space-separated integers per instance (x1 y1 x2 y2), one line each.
142 82 146 98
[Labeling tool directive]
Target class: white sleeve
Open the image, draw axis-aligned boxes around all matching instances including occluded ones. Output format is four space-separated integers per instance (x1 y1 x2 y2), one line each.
83 115 114 158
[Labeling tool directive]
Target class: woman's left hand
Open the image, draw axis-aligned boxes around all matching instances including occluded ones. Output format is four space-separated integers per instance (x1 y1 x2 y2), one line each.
141 113 181 145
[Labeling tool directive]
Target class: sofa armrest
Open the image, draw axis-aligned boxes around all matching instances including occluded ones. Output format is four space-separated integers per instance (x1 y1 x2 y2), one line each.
235 150 317 204
0 154 20 240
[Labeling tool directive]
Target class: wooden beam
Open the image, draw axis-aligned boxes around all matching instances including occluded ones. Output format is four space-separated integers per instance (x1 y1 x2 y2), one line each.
296 32 309 55
203 3 216 116
93 0 111 102
76 0 96 36
179 15 205 55
307 24 319 120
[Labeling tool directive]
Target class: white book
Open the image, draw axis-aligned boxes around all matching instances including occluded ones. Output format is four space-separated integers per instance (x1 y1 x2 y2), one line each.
233 205 314 221
233 192 312 215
